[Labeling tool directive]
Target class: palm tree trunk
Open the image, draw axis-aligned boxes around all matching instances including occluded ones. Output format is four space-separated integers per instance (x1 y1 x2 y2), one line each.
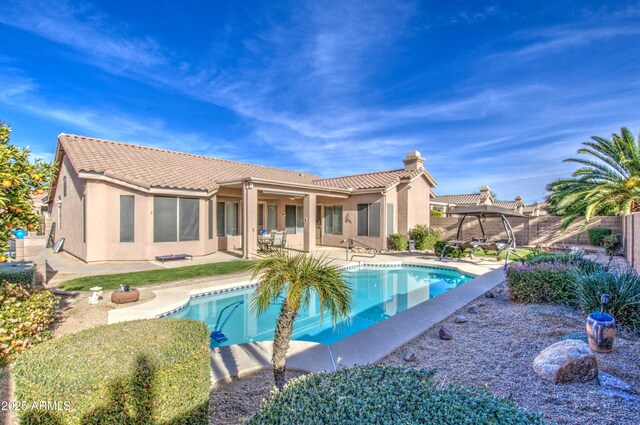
272 303 297 389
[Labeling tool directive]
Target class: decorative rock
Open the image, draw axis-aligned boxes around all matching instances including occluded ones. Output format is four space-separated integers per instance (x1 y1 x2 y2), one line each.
484 291 495 298
598 372 638 394
477 302 486 307
495 287 503 294
404 352 416 362
601 389 640 402
455 315 467 323
439 327 453 340
467 304 479 314
532 340 598 384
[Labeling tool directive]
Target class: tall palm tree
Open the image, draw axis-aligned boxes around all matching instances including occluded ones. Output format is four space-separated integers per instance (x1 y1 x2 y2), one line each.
547 127 640 228
250 251 352 388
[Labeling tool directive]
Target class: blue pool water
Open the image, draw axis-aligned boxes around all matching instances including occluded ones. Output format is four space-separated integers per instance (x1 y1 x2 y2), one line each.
165 265 472 347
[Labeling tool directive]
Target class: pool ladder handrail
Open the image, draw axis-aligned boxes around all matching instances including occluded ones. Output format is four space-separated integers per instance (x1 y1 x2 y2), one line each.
345 237 377 262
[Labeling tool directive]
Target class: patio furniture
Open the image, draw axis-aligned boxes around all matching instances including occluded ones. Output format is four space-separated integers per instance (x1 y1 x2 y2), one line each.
155 253 193 263
272 231 287 250
258 232 274 252
438 205 526 269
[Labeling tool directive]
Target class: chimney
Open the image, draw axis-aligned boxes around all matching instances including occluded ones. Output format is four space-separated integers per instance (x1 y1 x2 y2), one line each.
515 195 522 203
403 151 425 171
479 185 491 204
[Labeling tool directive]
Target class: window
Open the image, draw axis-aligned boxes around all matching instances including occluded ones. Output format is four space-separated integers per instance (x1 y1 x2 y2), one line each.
82 195 86 242
208 199 214 239
179 198 199 241
216 201 239 236
386 203 394 237
267 204 277 232
357 203 380 237
63 176 67 197
285 205 304 234
258 204 264 231
153 196 200 242
324 205 343 235
119 195 135 242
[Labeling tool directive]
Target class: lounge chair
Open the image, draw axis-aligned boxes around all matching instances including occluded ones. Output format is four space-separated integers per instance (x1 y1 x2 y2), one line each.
272 231 287 250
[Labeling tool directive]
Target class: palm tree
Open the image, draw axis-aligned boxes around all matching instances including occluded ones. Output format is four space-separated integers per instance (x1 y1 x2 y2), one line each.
250 251 352 388
546 127 640 229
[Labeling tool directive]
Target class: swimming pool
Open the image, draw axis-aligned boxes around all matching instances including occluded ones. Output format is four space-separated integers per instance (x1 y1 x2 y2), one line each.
164 265 472 347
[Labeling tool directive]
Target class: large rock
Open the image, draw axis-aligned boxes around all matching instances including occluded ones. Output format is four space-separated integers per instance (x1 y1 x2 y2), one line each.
532 340 598 384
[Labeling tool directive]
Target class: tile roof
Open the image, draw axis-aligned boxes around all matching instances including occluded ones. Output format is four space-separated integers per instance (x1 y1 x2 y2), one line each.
493 201 520 210
59 134 319 192
58 134 437 193
431 193 485 205
312 168 431 190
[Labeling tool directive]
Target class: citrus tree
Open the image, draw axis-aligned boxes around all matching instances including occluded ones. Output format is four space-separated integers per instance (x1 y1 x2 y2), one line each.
546 127 640 228
0 121 56 254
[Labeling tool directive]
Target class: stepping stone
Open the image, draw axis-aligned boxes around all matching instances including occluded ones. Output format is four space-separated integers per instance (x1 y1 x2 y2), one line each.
532 340 598 384
439 327 453 340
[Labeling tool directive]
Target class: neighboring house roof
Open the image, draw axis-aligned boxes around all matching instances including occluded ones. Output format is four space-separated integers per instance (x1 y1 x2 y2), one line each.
313 168 435 191
58 134 319 192
56 134 436 194
431 193 487 205
493 201 520 210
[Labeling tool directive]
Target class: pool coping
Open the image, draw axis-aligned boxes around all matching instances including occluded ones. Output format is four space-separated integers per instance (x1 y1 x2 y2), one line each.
106 259 505 383
107 259 490 325
208 266 506 383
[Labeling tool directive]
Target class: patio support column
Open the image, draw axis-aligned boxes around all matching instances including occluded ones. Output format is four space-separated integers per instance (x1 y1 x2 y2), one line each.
303 193 316 253
242 181 258 259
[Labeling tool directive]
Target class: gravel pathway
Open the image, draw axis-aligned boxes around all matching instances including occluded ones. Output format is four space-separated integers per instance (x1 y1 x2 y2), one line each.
211 283 640 425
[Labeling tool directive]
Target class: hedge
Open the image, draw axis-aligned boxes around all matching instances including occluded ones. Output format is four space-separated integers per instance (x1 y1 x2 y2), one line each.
13 319 210 424
388 234 409 251
0 262 35 287
588 227 612 246
0 282 57 366
434 240 465 258
247 365 543 424
506 262 578 303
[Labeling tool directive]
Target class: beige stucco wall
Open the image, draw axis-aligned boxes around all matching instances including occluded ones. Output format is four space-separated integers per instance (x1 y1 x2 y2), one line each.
406 176 431 230
49 156 87 260
83 181 217 262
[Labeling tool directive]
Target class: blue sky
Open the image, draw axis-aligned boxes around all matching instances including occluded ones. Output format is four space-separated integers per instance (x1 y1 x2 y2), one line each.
1 1 639 202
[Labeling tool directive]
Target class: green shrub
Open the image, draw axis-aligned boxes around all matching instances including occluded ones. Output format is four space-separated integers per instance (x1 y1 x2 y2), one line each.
506 262 578 303
247 365 543 424
0 282 57 366
0 263 35 287
410 224 445 251
430 208 443 217
525 251 605 274
13 319 210 424
602 234 622 256
574 270 640 333
388 234 409 251
434 240 465 258
588 227 612 246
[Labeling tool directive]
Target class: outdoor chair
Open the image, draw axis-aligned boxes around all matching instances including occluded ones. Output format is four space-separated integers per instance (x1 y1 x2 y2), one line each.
272 231 287 250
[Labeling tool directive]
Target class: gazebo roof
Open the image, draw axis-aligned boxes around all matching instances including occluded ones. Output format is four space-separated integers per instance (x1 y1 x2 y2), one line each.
446 205 526 218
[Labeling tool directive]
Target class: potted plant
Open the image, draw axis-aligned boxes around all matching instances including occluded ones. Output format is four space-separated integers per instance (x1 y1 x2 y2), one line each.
586 294 616 353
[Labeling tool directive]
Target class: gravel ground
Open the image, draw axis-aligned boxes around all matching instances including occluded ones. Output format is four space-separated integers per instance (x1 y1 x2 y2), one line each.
210 283 640 425
209 369 306 425
381 283 640 425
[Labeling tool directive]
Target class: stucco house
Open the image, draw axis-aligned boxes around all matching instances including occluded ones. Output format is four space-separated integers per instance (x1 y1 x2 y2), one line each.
49 134 436 262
